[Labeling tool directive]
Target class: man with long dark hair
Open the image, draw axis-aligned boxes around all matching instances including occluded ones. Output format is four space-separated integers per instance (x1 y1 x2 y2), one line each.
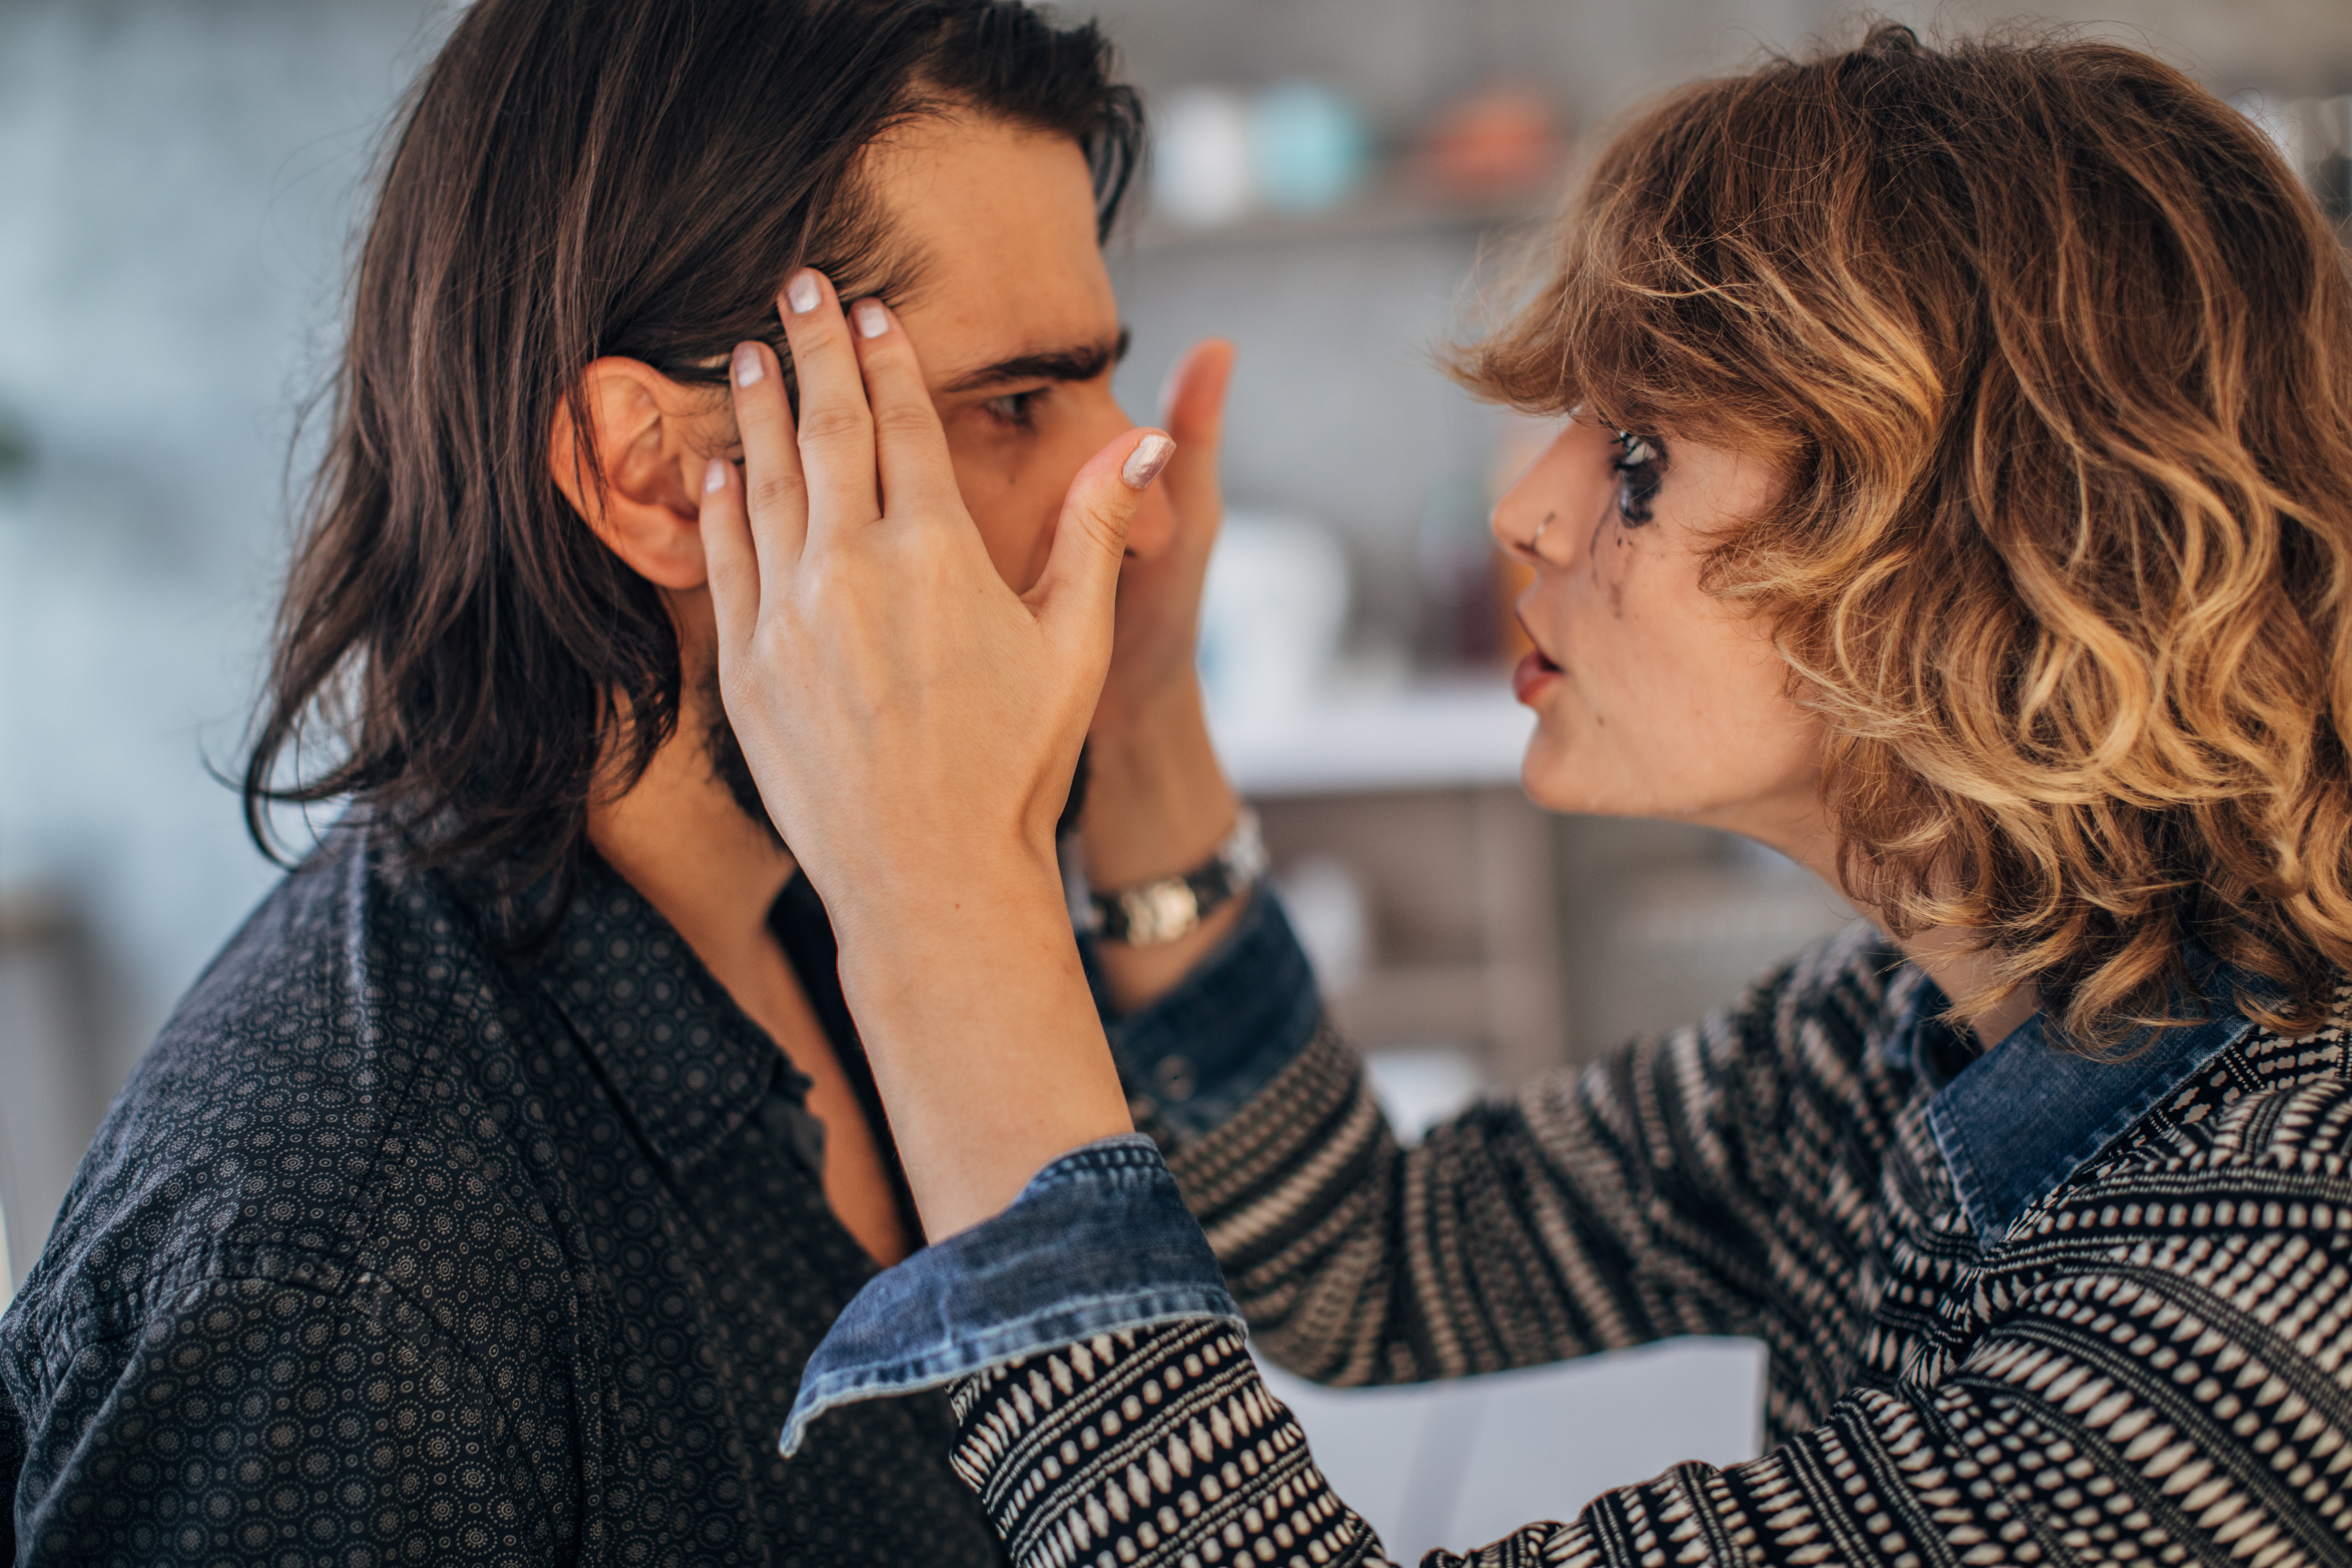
0 2 1251 1560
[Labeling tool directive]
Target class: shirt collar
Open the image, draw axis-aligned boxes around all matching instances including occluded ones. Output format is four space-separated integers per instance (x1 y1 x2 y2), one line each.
523 851 805 1174
1886 944 2283 1248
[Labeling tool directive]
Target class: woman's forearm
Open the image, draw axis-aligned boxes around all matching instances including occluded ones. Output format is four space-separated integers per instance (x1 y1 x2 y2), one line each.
950 1320 1397 1567
1080 681 1248 1014
830 854 1134 1239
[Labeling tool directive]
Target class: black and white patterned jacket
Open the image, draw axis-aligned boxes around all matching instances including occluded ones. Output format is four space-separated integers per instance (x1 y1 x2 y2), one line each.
788 892 2352 1567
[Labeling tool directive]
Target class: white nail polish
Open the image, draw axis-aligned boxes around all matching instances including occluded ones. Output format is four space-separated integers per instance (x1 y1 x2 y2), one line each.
786 271 822 314
733 344 762 387
852 298 888 339
704 458 728 494
1120 433 1176 490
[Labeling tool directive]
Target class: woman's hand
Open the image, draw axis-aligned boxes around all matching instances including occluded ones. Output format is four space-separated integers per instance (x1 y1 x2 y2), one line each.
700 268 1172 1236
1077 342 1253 1010
1090 340 1235 737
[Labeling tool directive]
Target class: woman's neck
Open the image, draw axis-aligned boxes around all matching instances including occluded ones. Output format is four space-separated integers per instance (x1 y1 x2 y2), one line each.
1731 800 2040 1050
1896 924 2041 1049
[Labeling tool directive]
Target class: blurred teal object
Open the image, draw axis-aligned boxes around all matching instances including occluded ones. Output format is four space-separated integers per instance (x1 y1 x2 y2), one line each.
1251 81 1370 214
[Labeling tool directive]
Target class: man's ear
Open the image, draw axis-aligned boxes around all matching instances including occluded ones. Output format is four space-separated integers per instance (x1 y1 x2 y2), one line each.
550 358 723 590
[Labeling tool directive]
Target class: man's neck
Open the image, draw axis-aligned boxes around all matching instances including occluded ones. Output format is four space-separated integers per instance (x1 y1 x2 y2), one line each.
586 714 797 987
583 698 919 1265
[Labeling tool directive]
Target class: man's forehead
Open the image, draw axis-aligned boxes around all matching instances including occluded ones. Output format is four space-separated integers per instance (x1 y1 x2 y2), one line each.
864 115 1119 390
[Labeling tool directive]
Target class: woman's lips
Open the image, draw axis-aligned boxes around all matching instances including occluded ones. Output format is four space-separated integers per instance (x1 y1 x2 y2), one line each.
1512 646 1561 705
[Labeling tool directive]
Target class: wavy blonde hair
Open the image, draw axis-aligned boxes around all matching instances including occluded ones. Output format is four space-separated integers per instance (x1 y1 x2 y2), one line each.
1459 23 2352 1047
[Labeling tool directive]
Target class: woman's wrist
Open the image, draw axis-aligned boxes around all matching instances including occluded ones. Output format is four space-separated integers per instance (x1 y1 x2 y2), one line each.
1082 676 1240 890
1080 677 1252 1012
829 862 1134 1238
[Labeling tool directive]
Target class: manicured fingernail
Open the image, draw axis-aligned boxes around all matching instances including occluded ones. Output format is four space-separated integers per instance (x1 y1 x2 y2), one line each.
851 298 888 339
733 344 762 387
785 270 823 314
704 458 728 495
1120 433 1176 490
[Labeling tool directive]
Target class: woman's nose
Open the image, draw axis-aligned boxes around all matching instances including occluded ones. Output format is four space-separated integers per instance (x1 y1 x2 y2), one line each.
1492 424 1603 567
1491 478 1551 564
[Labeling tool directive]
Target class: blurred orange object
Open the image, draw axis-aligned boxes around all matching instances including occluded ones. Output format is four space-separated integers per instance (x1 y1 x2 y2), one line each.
1416 82 1564 203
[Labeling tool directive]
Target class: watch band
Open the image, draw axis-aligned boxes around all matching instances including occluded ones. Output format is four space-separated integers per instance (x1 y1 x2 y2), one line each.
1087 808 1268 946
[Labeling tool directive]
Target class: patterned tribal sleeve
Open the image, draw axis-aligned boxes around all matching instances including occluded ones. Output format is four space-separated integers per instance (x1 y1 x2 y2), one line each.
946 1070 2352 1568
947 1322 1396 1568
1164 925 1913 1418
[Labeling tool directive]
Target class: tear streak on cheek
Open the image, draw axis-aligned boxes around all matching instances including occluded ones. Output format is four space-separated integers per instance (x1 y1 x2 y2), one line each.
1587 513 1630 621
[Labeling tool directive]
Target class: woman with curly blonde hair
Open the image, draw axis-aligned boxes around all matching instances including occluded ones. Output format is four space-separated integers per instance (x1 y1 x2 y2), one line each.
701 21 2352 1567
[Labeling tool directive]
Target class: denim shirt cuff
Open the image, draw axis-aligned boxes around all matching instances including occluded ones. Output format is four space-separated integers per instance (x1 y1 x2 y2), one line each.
1081 887 1324 1139
778 1133 1242 1458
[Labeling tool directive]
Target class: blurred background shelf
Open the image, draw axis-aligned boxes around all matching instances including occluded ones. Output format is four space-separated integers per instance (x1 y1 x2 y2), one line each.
1247 770 1858 1096
1213 676 1533 797
1128 189 1549 254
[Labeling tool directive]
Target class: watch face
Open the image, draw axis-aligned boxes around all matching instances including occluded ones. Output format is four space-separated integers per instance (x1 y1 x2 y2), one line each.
1132 880 1202 944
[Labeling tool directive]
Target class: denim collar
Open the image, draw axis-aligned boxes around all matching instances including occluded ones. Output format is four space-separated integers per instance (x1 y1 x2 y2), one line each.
1884 945 2282 1248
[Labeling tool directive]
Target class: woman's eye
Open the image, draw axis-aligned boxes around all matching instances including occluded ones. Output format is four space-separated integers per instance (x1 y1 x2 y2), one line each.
982 390 1042 429
1612 430 1666 525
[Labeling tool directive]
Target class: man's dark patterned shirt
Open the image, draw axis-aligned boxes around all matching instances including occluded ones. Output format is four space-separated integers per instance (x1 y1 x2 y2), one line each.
0 822 1008 1566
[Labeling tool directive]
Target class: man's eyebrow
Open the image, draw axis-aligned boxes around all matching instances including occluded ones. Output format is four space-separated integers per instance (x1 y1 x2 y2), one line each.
937 324 1132 395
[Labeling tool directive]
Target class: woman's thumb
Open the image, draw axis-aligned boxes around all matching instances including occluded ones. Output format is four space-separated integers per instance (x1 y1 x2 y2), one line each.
1031 429 1176 631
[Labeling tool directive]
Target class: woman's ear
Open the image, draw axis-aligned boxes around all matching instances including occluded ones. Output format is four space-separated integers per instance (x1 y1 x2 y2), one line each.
550 358 726 590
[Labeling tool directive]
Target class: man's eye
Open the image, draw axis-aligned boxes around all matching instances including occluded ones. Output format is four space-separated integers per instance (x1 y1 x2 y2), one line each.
983 390 1042 428
1612 430 1666 525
